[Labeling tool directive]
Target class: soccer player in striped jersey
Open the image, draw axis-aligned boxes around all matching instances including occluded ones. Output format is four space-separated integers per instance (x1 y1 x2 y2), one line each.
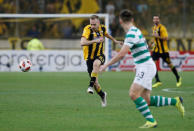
80 15 123 107
100 9 185 128
150 15 182 88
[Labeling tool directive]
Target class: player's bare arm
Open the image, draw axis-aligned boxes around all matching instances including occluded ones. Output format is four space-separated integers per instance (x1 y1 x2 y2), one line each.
100 45 129 72
80 37 104 46
105 33 123 45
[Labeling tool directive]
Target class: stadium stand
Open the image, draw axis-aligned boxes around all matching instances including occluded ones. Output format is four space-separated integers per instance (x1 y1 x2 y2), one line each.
0 0 193 49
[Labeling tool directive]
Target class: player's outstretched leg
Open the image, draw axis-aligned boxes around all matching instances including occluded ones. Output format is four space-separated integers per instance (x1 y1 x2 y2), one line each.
150 96 185 117
134 97 157 128
175 97 185 117
130 83 157 128
94 84 107 107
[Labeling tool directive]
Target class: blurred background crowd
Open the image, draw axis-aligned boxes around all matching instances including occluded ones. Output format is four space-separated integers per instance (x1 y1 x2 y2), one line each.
0 0 193 39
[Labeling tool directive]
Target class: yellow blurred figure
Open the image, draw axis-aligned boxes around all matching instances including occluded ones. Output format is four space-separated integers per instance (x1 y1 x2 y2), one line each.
27 38 44 50
0 22 7 36
0 0 3 4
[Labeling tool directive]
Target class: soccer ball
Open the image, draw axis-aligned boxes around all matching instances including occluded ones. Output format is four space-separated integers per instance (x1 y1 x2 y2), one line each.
19 59 32 72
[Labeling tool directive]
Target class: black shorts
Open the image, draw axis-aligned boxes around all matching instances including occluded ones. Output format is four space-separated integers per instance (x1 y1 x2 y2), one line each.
152 52 171 64
86 55 105 76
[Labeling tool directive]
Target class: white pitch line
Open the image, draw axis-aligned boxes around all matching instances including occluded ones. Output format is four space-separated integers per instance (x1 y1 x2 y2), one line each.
162 87 194 94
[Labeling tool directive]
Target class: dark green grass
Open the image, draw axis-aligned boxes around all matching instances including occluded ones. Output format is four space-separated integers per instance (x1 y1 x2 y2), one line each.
0 71 193 131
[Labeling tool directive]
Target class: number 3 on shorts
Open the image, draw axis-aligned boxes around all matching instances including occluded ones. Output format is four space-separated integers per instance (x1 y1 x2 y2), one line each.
136 72 144 79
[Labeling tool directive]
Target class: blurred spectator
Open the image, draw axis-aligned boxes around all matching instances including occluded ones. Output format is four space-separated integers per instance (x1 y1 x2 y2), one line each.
27 38 44 50
106 1 115 14
105 1 115 25
27 38 45 71
27 25 40 38
110 21 119 37
46 2 56 13
37 0 45 13
105 1 116 37
54 0 62 13
61 21 74 38
3 0 16 13
136 2 148 13
19 0 29 13
0 0 193 38
47 23 60 38
115 0 124 10
0 21 7 37
0 4 4 13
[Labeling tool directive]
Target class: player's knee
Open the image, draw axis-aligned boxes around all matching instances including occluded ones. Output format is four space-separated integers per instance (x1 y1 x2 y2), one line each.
93 64 99 72
93 64 98 70
93 60 101 68
129 91 137 100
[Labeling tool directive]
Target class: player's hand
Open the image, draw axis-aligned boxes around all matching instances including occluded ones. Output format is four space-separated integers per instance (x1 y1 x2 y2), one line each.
95 37 104 43
99 65 107 72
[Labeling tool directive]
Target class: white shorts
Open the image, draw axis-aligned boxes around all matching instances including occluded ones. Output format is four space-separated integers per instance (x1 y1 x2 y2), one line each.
133 59 156 90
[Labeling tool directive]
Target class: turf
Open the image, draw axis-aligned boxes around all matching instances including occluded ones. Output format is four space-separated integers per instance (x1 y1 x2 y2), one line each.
0 71 193 131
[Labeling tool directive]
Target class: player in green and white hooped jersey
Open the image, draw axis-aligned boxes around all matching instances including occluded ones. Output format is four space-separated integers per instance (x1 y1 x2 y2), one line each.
100 9 185 128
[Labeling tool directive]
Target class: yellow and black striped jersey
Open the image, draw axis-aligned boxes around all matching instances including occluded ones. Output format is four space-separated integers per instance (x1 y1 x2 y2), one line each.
152 24 169 53
81 24 108 60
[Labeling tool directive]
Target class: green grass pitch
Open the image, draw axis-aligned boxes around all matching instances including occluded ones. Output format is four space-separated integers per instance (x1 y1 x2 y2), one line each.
0 71 193 131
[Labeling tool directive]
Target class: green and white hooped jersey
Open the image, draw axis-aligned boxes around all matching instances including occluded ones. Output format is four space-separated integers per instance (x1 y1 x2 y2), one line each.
124 26 151 65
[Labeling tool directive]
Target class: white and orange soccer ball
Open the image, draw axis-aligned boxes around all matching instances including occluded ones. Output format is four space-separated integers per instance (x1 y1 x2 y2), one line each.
19 59 32 72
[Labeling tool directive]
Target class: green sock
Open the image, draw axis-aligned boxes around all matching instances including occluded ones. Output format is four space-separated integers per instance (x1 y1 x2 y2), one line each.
134 97 155 122
150 96 177 107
